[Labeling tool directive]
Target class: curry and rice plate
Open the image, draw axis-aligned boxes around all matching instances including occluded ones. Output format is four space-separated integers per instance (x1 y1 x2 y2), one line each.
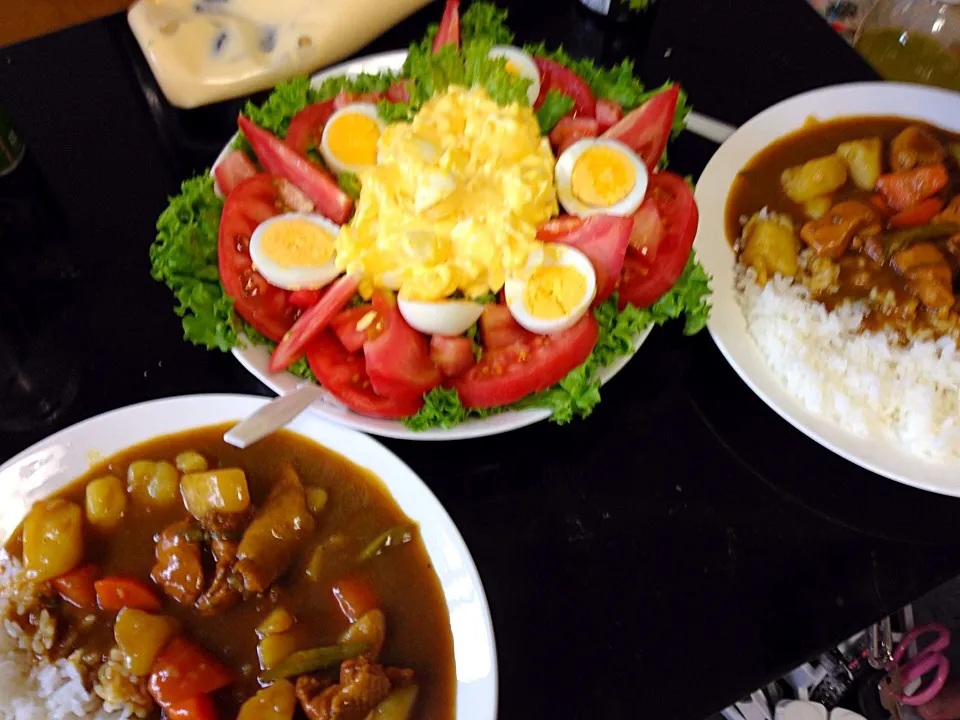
0 426 453 720
728 116 960 459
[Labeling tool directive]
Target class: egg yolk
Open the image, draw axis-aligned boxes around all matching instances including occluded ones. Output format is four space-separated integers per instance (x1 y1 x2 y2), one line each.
523 264 587 319
258 219 334 267
504 60 521 74
325 112 381 166
570 145 636 207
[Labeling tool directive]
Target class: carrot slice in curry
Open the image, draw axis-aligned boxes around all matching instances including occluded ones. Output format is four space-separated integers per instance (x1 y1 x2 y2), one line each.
333 576 377 623
890 197 945 229
876 164 948 212
52 564 98 608
148 636 234 707
94 576 162 611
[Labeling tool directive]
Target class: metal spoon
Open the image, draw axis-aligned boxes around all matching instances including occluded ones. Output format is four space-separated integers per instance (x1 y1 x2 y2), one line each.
224 384 324 449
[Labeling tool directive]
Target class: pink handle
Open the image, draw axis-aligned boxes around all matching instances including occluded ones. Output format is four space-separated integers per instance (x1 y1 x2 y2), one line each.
889 623 952 707
891 623 950 663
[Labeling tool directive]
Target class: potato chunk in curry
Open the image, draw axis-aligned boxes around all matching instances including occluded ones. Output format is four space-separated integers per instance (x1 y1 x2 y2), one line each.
836 138 882 191
741 214 799 284
780 155 847 203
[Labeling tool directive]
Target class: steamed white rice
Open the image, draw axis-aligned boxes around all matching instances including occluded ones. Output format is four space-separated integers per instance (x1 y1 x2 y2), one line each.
737 265 960 461
0 554 148 720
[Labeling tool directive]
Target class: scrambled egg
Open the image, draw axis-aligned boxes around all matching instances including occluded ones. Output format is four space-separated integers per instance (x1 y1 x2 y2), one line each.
335 85 558 301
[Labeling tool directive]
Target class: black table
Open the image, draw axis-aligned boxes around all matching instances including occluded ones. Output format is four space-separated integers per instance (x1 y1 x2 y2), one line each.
3 1 960 718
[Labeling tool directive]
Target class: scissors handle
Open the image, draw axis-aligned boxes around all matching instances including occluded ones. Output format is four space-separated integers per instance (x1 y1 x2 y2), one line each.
888 622 951 707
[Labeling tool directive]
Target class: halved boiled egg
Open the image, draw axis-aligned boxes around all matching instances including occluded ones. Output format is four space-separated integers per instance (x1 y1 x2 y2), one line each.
555 138 648 217
504 244 597 335
249 212 340 290
488 46 541 106
320 102 385 175
397 297 484 336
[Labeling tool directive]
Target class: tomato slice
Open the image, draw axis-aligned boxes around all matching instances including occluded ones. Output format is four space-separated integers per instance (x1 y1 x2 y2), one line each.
363 290 443 399
431 0 460 53
536 215 585 241
548 214 633 305
479 304 534 349
306 332 423 418
595 99 623 131
288 289 322 309
333 89 385 110
533 56 596 118
386 79 412 103
284 99 336 155
629 198 665 252
268 273 360 371
429 335 475 377
617 171 698 310
217 174 298 342
237 115 353 224
330 303 374 353
214 150 257 195
454 313 599 408
549 115 600 154
602 84 679 169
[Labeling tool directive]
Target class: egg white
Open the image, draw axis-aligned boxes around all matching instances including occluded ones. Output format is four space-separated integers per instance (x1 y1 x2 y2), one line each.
555 138 648 218
249 213 341 291
320 102 385 175
504 243 597 335
488 46 541 106
397 297 485 336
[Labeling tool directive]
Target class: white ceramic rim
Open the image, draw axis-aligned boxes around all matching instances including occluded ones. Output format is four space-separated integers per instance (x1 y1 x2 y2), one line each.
693 81 960 497
0 394 498 718
217 49 654 440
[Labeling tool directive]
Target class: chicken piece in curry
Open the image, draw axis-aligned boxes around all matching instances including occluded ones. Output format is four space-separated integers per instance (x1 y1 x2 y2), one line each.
727 116 960 341
0 425 454 720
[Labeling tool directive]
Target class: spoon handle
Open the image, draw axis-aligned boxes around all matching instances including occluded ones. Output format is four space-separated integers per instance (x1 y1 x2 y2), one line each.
224 385 324 449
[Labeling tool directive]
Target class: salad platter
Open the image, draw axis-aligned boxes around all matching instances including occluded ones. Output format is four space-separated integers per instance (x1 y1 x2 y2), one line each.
151 1 711 439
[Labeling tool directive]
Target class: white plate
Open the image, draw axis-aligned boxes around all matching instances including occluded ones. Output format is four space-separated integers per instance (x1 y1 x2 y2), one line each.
218 50 653 440
694 81 960 496
0 394 498 719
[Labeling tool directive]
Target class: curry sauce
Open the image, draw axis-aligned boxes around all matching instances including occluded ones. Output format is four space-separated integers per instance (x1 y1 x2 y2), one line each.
3 425 456 719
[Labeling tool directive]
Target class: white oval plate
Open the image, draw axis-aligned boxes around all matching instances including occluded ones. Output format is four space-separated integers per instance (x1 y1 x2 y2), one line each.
0 394 497 718
219 50 653 440
694 81 960 496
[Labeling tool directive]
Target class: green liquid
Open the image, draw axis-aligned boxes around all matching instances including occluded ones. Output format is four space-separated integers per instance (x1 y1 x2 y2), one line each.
856 27 960 91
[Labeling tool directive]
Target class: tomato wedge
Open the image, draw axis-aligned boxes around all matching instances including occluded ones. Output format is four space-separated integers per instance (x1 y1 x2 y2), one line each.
431 0 460 53
429 335 475 377
217 174 298 342
306 332 424 418
549 115 600 154
479 304 534 349
269 273 360 372
536 215 585 241
602 84 679 169
148 636 234 708
288 289 322 309
454 314 599 408
238 115 353 224
595 99 623 131
629 198 666 252
284 99 336 155
386 79 412 103
330 303 374 353
363 290 443 399
214 150 257 195
533 56 596 118
617 171 698 310
548 214 633 305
